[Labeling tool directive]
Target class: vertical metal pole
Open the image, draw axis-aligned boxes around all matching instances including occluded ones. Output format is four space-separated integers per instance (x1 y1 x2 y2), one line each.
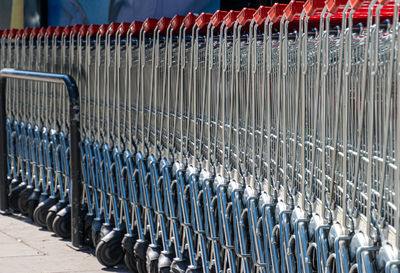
67 78 83 249
0 77 9 214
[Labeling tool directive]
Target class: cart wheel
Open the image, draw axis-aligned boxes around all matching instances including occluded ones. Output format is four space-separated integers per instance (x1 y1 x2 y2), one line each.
91 218 103 247
9 182 26 212
124 251 138 273
46 201 67 231
27 190 41 220
146 245 161 273
84 214 94 247
122 235 138 272
18 186 34 214
100 223 113 240
170 260 189 273
33 197 58 228
95 230 124 267
157 252 173 273
134 240 149 273
52 206 71 238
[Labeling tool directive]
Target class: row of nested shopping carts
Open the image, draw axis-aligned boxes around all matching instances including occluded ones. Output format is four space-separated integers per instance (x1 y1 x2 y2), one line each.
1 0 400 272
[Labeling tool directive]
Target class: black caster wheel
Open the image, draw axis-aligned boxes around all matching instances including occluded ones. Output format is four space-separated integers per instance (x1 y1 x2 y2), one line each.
125 251 138 272
91 218 104 247
27 190 41 221
84 214 94 247
9 182 27 213
134 240 149 273
95 230 125 267
33 197 59 228
122 235 138 273
38 192 49 203
99 223 113 240
170 260 189 273
158 252 173 273
146 245 161 273
46 201 67 231
18 186 34 214
52 206 71 238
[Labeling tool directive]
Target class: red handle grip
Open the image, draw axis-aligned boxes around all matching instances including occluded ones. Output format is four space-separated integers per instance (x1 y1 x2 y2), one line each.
196 12 213 30
171 15 185 32
157 17 172 34
238 8 256 26
224 10 240 29
71 24 83 37
129 21 143 37
143 18 158 33
254 6 272 25
88 24 100 38
118 22 130 37
54 26 64 39
183 12 197 30
304 0 325 16
211 10 228 28
268 3 287 23
284 1 305 22
9 28 19 39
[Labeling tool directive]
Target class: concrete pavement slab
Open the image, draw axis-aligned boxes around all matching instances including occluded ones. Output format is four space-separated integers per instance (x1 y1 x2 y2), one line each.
0 214 128 273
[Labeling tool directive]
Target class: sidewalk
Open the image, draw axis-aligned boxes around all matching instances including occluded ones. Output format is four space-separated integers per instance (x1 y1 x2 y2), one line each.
0 214 128 273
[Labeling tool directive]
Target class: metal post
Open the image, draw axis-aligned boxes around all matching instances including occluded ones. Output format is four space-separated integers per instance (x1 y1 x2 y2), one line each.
0 76 8 214
0 68 83 248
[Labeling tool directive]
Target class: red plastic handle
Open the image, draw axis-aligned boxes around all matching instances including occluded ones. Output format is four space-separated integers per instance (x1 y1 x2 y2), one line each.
224 10 240 29
2 29 9 38
157 17 172 34
23 27 32 38
195 12 213 30
88 24 100 38
46 26 56 38
325 0 348 14
268 3 287 23
254 6 272 25
304 0 325 17
118 22 130 37
171 15 185 32
54 26 64 39
107 22 120 36
31 27 40 38
143 18 158 33
63 25 72 38
183 12 197 29
71 24 83 37
238 8 256 26
9 28 19 38
79 25 89 37
99 24 109 37
38 27 47 38
16 29 24 39
284 1 305 21
211 10 228 28
129 21 143 37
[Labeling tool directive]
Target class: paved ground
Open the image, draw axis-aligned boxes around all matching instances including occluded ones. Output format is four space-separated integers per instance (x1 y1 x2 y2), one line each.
0 213 129 273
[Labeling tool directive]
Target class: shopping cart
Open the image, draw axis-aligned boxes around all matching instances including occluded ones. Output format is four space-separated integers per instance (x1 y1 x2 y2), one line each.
1 0 400 271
